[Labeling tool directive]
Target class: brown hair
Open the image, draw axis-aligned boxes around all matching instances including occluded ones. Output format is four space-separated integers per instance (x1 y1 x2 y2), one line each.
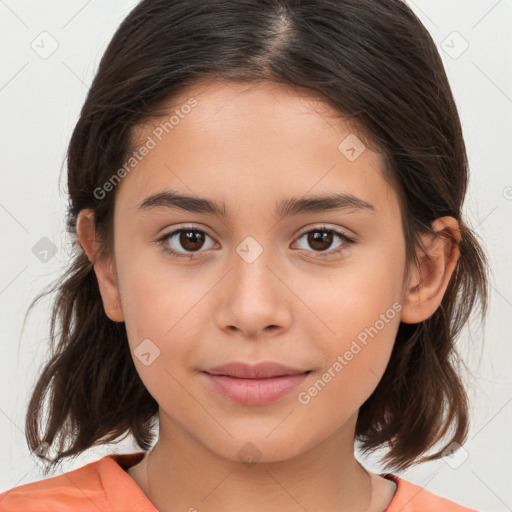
24 0 489 475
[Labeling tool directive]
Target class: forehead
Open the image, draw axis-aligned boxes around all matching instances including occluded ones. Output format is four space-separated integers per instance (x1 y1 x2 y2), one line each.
116 79 399 222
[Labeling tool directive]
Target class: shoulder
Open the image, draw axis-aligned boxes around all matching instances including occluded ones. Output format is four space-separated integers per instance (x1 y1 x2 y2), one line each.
383 473 479 512
0 452 153 512
0 458 106 512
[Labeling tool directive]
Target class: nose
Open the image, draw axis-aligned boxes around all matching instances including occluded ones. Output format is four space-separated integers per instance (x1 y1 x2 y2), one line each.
213 241 293 339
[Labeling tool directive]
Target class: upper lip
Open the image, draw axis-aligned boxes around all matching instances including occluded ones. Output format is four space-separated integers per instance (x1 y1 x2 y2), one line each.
203 361 310 379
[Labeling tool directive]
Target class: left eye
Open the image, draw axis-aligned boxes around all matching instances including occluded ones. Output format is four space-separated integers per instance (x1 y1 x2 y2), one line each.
157 226 354 259
293 227 354 256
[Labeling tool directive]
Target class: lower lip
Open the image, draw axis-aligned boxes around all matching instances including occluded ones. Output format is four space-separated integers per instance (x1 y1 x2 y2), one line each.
201 372 310 405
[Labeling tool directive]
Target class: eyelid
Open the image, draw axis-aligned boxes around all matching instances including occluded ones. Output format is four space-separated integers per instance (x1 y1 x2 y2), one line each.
158 223 215 239
295 223 355 240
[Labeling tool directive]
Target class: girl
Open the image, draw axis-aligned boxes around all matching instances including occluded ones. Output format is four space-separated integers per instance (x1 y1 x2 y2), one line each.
0 0 489 511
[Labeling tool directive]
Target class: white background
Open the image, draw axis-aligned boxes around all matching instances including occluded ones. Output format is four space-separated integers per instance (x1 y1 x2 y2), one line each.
0 1 511 510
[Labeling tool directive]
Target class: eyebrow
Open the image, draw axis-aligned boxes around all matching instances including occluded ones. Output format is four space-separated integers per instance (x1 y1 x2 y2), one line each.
138 190 375 218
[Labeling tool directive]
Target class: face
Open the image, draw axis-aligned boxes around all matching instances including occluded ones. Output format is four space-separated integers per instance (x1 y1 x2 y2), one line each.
100 79 410 462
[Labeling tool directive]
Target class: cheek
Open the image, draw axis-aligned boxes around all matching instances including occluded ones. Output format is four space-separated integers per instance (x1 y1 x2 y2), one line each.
295 244 404 408
118 267 203 408
121 275 205 370
117 258 216 394
297 304 400 422
298 246 404 348
115 240 207 339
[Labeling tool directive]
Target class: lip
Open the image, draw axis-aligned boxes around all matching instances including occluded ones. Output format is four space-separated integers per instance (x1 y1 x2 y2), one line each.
201 361 311 406
201 372 310 405
204 361 309 379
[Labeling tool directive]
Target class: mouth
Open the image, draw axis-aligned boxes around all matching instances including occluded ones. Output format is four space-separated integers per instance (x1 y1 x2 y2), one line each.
203 361 311 379
205 372 312 379
200 363 312 405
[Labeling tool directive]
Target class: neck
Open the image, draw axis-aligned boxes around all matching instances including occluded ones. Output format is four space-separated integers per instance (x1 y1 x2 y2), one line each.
139 415 374 512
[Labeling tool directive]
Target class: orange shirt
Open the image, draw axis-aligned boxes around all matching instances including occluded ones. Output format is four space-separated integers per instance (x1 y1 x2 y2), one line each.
0 451 478 511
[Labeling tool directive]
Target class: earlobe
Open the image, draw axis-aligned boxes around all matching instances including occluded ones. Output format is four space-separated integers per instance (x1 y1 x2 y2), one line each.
400 217 461 324
76 209 124 323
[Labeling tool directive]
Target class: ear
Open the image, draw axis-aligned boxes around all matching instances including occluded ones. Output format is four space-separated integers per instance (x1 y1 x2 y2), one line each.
76 209 124 323
400 216 461 324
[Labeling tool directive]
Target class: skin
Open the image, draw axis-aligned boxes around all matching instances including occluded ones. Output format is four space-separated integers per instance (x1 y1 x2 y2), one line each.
77 79 461 512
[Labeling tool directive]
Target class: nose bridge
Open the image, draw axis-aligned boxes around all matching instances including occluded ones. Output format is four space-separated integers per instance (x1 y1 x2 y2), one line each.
214 232 291 336
231 232 279 303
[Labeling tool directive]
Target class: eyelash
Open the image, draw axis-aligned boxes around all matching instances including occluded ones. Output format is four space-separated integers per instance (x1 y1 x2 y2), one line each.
156 225 356 260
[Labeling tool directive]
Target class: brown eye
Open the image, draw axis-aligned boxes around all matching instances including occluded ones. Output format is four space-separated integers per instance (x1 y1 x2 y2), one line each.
294 226 354 257
307 230 334 252
158 228 217 258
179 230 206 251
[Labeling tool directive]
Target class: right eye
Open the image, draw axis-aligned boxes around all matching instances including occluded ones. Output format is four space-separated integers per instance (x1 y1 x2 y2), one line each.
157 227 218 259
